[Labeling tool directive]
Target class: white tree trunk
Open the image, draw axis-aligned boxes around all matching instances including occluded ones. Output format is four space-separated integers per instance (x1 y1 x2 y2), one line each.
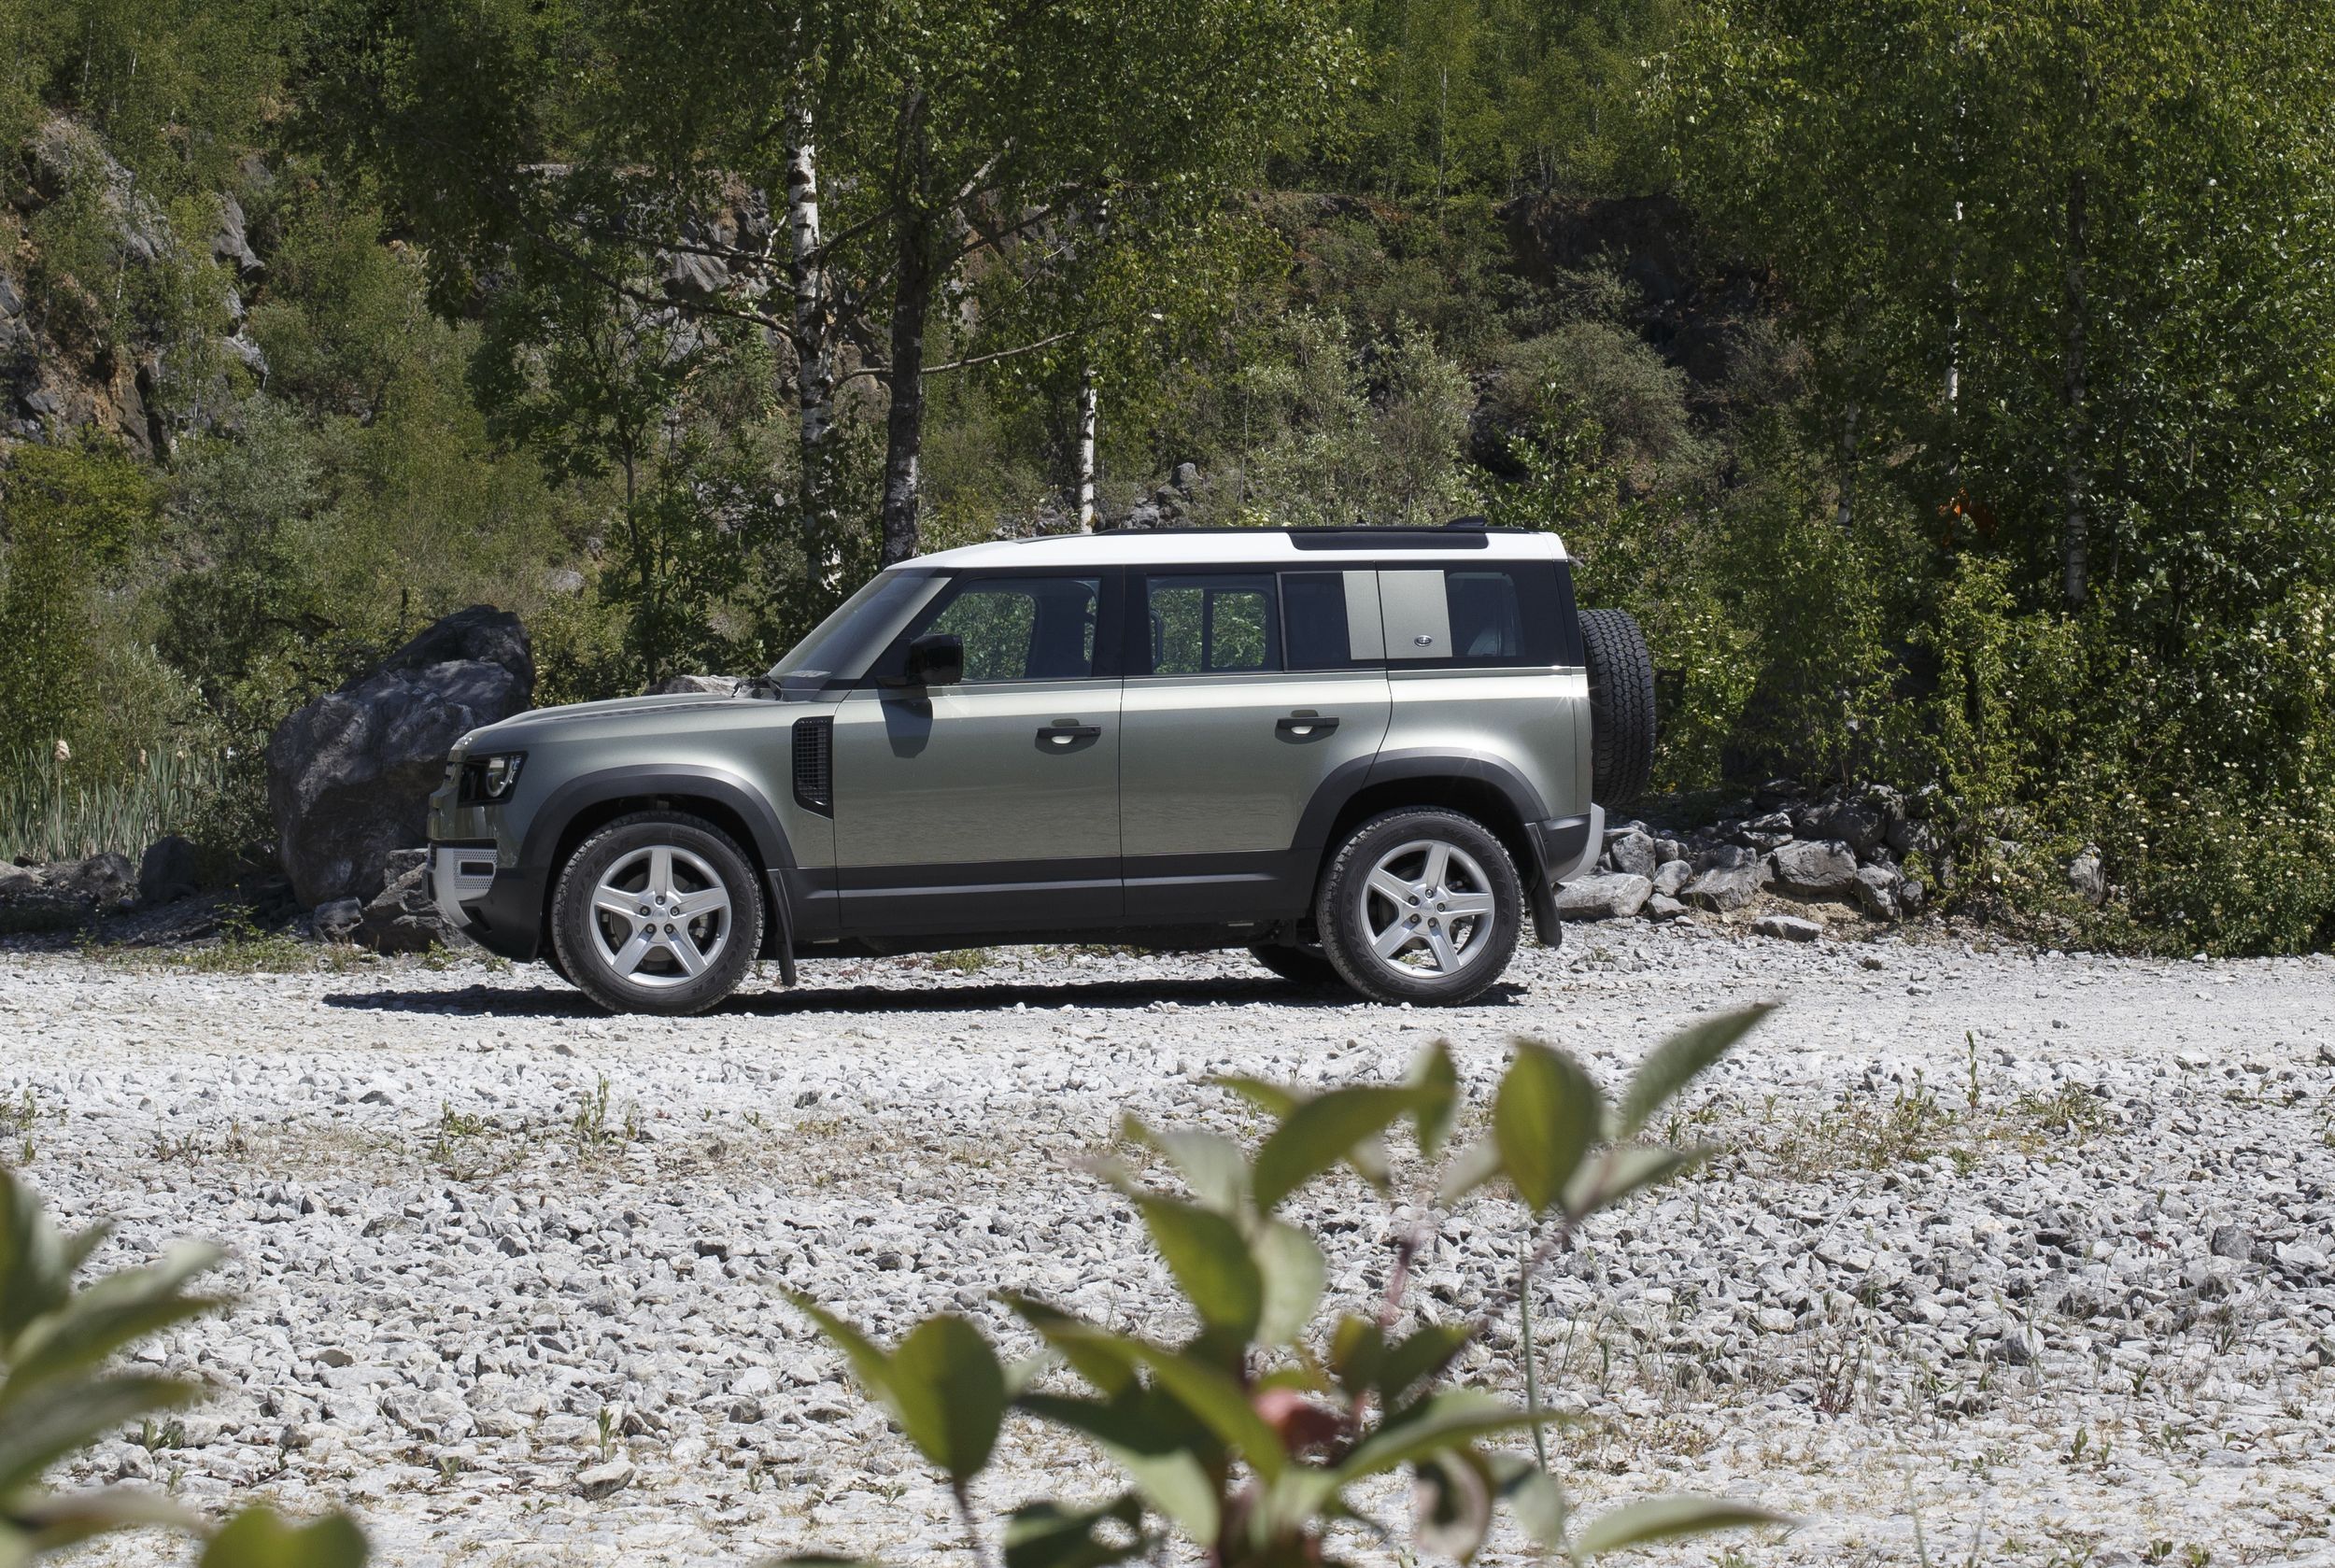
1074 367 1099 530
786 100 842 594
2062 169 2089 610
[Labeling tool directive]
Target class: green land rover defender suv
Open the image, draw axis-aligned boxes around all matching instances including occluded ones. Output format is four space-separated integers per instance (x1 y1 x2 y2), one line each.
426 524 1655 1013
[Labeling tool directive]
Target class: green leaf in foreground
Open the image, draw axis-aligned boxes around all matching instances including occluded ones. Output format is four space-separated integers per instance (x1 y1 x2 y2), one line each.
1614 1004 1773 1138
1570 1495 1788 1558
884 1315 1008 1483
1494 1042 1604 1216
197 1507 368 1568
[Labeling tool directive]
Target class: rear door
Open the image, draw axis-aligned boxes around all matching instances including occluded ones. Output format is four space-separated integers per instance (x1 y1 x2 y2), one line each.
831 571 1124 935
1120 568 1390 921
1375 561 1587 823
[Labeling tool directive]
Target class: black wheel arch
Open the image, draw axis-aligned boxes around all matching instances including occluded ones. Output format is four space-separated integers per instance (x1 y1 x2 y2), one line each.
1292 750 1563 946
520 766 798 967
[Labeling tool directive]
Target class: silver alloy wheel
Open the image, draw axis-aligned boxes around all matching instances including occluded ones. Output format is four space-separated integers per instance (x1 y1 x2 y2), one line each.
1356 838 1499 979
587 844 733 989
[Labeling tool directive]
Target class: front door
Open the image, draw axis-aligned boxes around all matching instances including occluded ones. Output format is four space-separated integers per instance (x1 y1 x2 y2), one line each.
831 571 1122 936
1120 568 1391 922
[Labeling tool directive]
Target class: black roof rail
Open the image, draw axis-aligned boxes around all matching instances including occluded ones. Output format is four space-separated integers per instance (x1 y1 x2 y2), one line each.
1091 521 1530 539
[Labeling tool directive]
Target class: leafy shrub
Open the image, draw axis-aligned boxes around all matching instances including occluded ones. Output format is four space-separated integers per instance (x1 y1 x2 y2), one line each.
0 1165 366 1564
789 1008 1786 1568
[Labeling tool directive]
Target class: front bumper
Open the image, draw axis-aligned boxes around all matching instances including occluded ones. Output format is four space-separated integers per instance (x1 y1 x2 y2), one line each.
431 844 498 927
429 842 545 962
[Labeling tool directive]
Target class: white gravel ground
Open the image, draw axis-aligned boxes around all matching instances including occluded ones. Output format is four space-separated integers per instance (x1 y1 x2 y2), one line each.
6 922 2334 1568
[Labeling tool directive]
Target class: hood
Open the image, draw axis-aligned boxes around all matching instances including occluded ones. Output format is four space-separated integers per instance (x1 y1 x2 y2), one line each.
457 690 742 752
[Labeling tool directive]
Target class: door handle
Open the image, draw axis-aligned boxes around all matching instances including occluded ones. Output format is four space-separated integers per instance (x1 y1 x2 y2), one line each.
1276 714 1340 737
1039 724 1102 746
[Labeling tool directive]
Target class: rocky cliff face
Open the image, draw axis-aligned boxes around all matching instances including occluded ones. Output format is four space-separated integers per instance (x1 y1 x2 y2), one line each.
2 116 269 459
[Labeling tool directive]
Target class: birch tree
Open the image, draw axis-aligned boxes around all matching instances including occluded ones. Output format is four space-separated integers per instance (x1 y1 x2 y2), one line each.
304 0 1354 576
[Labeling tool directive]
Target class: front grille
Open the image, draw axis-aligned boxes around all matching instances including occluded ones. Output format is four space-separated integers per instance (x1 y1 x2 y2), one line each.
792 715 834 815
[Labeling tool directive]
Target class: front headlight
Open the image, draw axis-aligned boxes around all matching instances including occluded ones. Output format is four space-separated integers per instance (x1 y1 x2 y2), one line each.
459 752 527 803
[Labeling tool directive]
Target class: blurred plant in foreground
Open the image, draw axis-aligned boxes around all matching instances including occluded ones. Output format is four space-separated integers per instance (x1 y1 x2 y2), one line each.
787 1005 1788 1568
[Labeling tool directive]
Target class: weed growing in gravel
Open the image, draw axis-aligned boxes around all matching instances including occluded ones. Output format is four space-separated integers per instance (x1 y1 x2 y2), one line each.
0 1087 45 1165
926 949 992 974
124 907 374 975
426 1102 527 1181
1764 1065 2118 1178
790 1007 1790 1568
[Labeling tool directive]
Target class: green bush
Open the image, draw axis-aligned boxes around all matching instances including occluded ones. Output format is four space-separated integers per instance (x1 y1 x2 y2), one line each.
789 1010 1787 1568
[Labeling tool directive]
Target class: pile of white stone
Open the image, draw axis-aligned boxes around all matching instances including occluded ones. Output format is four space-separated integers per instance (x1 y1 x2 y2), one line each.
1560 779 1935 929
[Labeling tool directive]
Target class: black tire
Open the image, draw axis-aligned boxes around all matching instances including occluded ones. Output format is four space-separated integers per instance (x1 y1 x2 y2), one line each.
551 812 764 1015
1248 941 1344 989
542 943 573 986
1580 607 1656 808
1315 808 1522 1007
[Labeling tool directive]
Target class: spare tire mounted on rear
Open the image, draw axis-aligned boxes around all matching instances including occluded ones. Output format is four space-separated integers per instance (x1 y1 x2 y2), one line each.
1579 607 1656 807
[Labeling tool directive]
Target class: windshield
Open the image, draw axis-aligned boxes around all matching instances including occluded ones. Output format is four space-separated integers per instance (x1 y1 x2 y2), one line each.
767 570 941 691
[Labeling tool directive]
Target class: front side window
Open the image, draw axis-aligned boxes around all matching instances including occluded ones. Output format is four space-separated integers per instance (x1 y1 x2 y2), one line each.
769 569 941 689
1144 574 1281 675
906 574 1102 682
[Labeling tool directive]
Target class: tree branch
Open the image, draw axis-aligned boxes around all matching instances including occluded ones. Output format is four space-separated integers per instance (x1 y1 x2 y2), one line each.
835 325 1083 388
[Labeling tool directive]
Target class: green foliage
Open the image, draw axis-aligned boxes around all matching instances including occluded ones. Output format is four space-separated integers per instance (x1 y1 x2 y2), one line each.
0 439 162 762
1209 311 1481 528
1663 0 2335 950
0 1165 367 1566
792 1011 1786 1568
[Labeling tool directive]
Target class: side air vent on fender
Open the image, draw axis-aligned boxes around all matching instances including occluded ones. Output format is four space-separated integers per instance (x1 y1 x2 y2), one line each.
792 715 834 816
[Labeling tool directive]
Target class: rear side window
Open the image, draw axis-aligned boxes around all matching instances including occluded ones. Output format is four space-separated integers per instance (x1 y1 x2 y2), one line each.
1380 564 1569 667
1281 570 1385 670
1144 574 1281 674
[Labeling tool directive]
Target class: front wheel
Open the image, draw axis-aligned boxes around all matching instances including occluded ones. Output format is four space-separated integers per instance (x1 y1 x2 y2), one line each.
551 812 764 1015
1316 808 1522 1006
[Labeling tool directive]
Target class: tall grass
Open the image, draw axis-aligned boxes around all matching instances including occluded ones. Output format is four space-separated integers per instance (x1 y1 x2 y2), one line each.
0 745 229 864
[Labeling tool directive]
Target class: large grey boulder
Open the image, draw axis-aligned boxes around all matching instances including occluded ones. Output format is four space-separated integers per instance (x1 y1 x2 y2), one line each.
1795 795 1890 856
1604 829 1659 880
1753 912 1822 942
267 607 532 909
1551 872 1652 922
1651 859 1692 897
2066 848 2107 907
1770 839 1860 898
1852 864 1903 921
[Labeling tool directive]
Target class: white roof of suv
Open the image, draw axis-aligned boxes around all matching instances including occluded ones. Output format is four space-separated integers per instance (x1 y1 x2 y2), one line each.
915 526 1571 571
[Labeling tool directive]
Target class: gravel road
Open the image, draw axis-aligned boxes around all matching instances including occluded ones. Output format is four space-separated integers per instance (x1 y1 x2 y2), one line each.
6 923 2333 1568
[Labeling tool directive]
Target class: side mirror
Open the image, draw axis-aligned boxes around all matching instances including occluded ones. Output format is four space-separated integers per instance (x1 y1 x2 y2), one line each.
903 632 965 687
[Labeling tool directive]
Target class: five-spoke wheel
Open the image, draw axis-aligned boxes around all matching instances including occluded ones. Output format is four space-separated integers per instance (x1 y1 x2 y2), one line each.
552 812 763 1014
1317 808 1521 1005
587 844 735 985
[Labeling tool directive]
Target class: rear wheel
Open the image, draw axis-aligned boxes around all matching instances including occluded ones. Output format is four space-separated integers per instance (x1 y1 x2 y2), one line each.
1316 808 1521 1007
551 812 763 1015
1248 940 1343 989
